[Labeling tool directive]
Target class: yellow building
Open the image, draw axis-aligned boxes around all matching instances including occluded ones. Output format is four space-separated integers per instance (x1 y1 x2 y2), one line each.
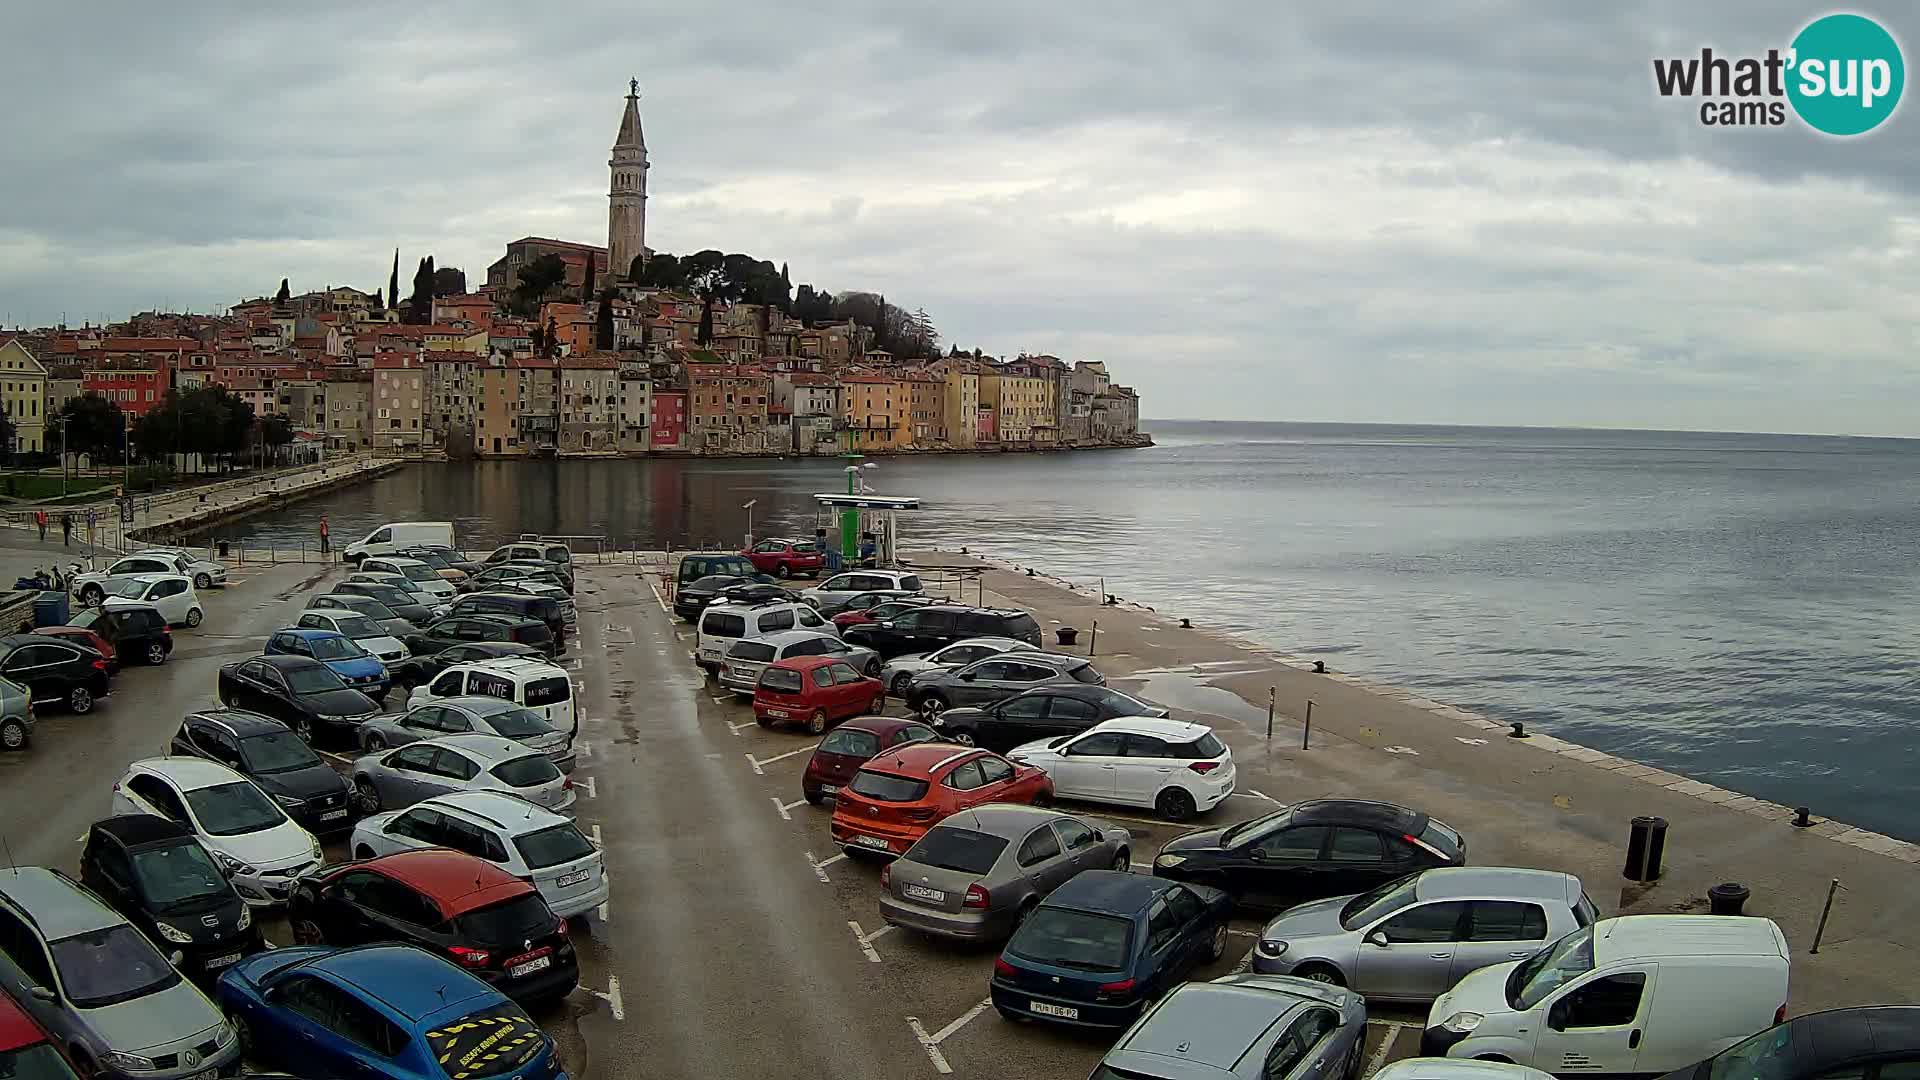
979 369 1051 444
0 338 49 454
424 326 489 354
840 373 909 451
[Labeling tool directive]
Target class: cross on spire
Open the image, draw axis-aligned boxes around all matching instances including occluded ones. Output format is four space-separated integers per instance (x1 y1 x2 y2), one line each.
628 77 639 99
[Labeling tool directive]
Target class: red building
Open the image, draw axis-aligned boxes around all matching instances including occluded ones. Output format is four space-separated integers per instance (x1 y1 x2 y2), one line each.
81 359 174 416
650 390 687 449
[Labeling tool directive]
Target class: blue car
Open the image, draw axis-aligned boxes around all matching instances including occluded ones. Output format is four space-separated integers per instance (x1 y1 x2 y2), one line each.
990 870 1234 1028
266 628 390 698
217 944 568 1080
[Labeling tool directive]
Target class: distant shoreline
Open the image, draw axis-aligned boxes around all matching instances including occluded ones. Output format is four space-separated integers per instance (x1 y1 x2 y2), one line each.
440 435 1156 461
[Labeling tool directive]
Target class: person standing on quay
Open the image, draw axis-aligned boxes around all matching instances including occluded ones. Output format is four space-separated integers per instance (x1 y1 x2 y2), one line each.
60 512 72 547
33 510 46 542
319 516 330 557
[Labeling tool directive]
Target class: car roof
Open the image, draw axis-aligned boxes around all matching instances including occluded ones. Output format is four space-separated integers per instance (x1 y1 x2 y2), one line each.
1115 982 1316 1072
758 629 841 647
0 990 50 1054
1290 799 1425 832
833 715 933 738
1784 1007 1920 1064
921 604 1028 617
0 866 125 939
253 653 329 671
459 656 565 676
426 790 573 833
768 654 840 672
299 944 493 1021
129 755 249 791
123 572 189 583
1045 868 1168 916
372 557 429 567
188 709 288 737
861 742 983 778
279 627 345 641
458 592 546 604
432 695 529 716
936 636 1029 650
89 813 193 848
1087 716 1212 741
935 803 1070 837
416 733 542 762
1412 867 1579 904
1592 915 1787 962
984 651 1088 670
358 849 530 916
1370 1058 1558 1080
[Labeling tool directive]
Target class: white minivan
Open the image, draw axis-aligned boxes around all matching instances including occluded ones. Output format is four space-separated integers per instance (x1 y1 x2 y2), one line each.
409 656 576 736
1423 915 1790 1075
694 599 835 673
345 521 457 563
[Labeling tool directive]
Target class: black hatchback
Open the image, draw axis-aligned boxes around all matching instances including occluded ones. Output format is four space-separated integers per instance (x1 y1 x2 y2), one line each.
68 604 173 666
169 709 358 835
0 633 112 713
843 605 1043 658
405 613 555 658
449 592 567 648
78 815 265 982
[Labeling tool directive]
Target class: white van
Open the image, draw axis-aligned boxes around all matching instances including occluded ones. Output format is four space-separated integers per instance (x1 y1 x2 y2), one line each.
1423 915 1790 1075
408 656 577 736
345 521 457 563
694 599 835 673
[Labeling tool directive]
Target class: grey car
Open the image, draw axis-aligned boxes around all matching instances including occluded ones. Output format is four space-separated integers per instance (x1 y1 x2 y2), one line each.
358 695 576 772
350 732 575 815
329 580 439 627
719 630 883 695
0 867 242 1080
908 651 1105 719
346 572 451 619
799 569 925 615
880 636 1030 695
306 592 418 637
0 676 31 751
879 804 1132 940
1093 973 1367 1080
1250 867 1595 1002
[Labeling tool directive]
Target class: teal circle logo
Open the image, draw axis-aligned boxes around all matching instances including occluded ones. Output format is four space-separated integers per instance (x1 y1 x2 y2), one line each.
1787 13 1905 135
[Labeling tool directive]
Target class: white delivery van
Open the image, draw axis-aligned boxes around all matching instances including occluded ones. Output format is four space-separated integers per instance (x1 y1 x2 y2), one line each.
409 656 577 736
1423 915 1789 1075
345 521 458 563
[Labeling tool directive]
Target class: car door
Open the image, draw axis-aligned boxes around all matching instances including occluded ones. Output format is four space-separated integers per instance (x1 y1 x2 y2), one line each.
248 665 296 724
1052 817 1108 875
979 692 1051 751
340 872 436 948
1040 694 1103 740
1533 969 1655 1074
379 807 449 856
424 670 466 703
1323 827 1396 897
1451 900 1552 986
950 659 1014 708
827 662 870 717
401 705 454 741
1354 899 1467 1000
271 632 312 659
1163 883 1214 978
941 759 989 809
0 907 66 1038
1116 733 1179 807
1238 824 1332 910
196 726 248 772
425 746 480 796
978 660 1055 707
1013 823 1075 897
1139 896 1183 994
123 772 192 824
378 744 442 803
295 614 333 634
1048 731 1124 801
2 644 72 702
261 974 360 1077
1262 1008 1344 1080
973 754 1022 805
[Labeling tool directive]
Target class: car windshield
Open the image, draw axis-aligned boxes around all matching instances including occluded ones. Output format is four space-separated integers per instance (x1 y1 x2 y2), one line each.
287 665 348 694
759 667 804 693
68 609 102 631
332 615 382 639
905 827 1008 875
456 894 553 944
1092 688 1160 716
129 842 230 910
241 730 323 774
364 586 412 605
426 1003 545 1079
308 636 366 661
48 925 180 1008
486 707 554 738
185 780 288 835
104 578 149 599
525 677 569 706
1340 873 1421 929
400 564 438 582
1006 908 1133 972
410 552 451 569
0 1043 79 1080
515 823 596 870
850 770 929 802
1706 1023 1799 1080
1507 925 1595 1009
492 755 560 788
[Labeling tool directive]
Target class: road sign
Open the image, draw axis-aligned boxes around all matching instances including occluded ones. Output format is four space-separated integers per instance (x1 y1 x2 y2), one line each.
118 497 134 524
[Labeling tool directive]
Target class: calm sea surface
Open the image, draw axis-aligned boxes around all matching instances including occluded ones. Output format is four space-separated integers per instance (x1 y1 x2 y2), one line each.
222 422 1920 839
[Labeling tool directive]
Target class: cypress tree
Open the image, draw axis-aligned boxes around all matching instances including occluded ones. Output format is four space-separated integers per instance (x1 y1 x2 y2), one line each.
583 255 597 304
388 249 399 310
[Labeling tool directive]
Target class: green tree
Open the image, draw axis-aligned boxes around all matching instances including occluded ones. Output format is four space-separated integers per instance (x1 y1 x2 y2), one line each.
582 255 597 305
275 278 290 304
511 254 568 316
57 394 124 464
130 392 182 462
544 315 560 357
595 291 615 350
432 265 466 296
258 415 293 465
0 409 15 463
389 249 400 311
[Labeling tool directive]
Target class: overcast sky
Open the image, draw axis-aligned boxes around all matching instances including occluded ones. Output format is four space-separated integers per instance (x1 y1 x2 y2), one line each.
1 2 1915 435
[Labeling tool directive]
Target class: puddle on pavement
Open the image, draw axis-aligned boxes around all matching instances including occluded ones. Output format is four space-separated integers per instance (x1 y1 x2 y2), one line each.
1117 664 1275 729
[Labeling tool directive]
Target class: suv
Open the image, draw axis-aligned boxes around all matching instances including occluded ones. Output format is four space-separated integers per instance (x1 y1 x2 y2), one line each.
78 815 265 981
448 592 568 646
1093 974 1367 1080
800 569 924 616
405 613 555 658
741 538 826 578
484 541 573 569
675 552 759 591
0 866 243 1080
347 791 609 920
907 651 1104 718
168 709 358 835
67 605 172 666
843 604 1042 658
719 630 880 696
694 599 834 673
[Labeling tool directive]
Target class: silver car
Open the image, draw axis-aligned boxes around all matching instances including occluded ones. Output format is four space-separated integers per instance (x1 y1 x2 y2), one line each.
0 676 31 751
878 804 1131 940
350 732 575 816
799 569 924 615
879 636 1030 695
719 630 882 695
305 592 418 637
358 695 576 772
1095 973 1367 1080
0 867 242 1080
1251 867 1595 1002
908 651 1104 719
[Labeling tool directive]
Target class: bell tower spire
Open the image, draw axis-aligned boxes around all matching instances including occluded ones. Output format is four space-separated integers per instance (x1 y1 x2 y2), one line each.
608 79 649 283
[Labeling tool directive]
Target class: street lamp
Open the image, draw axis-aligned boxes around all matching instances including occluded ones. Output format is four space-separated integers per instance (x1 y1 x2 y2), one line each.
742 499 757 548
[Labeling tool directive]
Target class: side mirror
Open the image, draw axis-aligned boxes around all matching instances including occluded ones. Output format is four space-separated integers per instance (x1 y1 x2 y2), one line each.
29 985 55 1003
959 671 976 682
1247 848 1267 862
876 622 894 631
1364 929 1389 948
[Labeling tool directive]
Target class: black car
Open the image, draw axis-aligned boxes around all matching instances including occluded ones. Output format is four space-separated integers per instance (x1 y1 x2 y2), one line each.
78 815 265 981
843 604 1044 658
389 641 547 689
332 580 439 626
672 573 785 620
938 685 1172 752
405 613 555 658
217 654 381 744
408 544 482 575
68 604 173 666
448 592 567 648
1153 799 1467 912
1659 1008 1920 1080
0 633 111 714
169 709 358 835
502 558 573 593
460 563 571 596
675 551 758 590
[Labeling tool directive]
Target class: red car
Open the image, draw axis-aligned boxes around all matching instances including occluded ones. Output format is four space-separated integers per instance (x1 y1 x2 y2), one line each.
830 743 1054 858
803 715 941 804
741 538 826 578
0 991 80 1080
831 596 934 629
34 626 117 673
754 655 886 734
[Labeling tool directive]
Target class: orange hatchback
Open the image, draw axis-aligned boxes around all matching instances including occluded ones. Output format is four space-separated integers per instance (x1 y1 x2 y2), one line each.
831 743 1054 858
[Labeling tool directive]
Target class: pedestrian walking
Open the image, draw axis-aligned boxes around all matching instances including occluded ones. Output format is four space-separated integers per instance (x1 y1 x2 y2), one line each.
33 510 46 542
60 512 72 547
319 516 330 556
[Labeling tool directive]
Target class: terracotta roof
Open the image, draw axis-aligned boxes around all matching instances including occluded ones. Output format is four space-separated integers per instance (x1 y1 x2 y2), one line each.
371 353 417 370
504 236 608 255
559 355 618 370
100 336 198 351
786 372 839 387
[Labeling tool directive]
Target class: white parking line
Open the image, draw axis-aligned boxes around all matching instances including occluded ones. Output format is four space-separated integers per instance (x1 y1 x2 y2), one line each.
589 824 603 849
906 997 993 1075
1236 790 1278 802
804 849 845 883
576 741 593 760
745 743 819 775
646 582 669 614
726 718 760 737
848 920 884 963
770 796 809 821
579 776 598 799
564 658 584 671
1363 1021 1408 1078
1230 943 1256 974
588 976 625 1021
597 901 610 922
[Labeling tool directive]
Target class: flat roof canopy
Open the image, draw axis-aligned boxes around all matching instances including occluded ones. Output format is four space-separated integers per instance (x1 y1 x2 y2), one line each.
812 493 921 510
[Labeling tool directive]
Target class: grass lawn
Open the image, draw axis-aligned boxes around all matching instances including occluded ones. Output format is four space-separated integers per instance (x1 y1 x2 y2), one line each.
0 474 118 500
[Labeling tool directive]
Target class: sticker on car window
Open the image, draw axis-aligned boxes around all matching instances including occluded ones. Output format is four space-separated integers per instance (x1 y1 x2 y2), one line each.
426 1007 542 1079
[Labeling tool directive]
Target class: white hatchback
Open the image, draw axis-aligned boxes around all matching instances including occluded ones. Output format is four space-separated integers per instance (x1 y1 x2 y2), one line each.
348 790 610 919
111 757 323 906
1007 716 1235 821
361 556 457 599
102 573 204 628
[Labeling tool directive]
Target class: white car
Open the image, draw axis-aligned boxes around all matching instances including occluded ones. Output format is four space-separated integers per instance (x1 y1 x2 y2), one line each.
292 609 409 664
694 598 835 672
133 547 231 590
879 636 1032 695
349 790 609 919
359 556 456 600
110 757 323 906
72 553 225 603
409 656 577 736
1007 716 1236 821
350 733 576 815
101 573 204 628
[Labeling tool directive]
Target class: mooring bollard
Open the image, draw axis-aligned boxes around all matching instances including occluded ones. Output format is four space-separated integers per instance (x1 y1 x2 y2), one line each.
1794 806 1814 828
1707 882 1751 916
1623 815 1668 882
1810 878 1842 953
1302 698 1314 749
1265 687 1276 739
1087 620 1098 657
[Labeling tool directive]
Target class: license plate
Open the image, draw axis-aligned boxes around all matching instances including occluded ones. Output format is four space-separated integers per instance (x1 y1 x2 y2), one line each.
556 869 591 888
509 955 552 978
766 709 789 718
852 835 891 851
902 884 945 903
1030 1002 1079 1020
819 784 838 797
204 952 242 970
320 809 348 821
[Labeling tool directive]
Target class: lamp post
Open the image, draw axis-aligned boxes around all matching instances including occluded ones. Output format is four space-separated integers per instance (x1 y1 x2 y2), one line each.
742 499 757 549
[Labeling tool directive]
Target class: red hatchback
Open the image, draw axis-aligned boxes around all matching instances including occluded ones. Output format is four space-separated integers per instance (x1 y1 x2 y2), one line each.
831 596 934 629
0 992 79 1080
34 626 116 673
830 743 1054 858
741 538 826 578
803 715 941 804
754 655 886 734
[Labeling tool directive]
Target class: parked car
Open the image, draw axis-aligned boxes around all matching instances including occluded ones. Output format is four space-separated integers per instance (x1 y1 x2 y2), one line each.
879 637 1031 694
66 605 171 666
695 598 835 672
673 573 779 620
741 538 826 578
802 716 941 804
674 551 758 591
937 684 1169 751
819 589 921 621
830 743 1053 858
1093 973 1369 1080
264 628 391 699
1252 867 1596 1001
448 592 567 648
358 557 456 600
1422 915 1791 1075
460 564 571 597
1007 717 1233 821
396 547 467 582
752 655 886 734
483 541 573 570
100 574 202 629
284 851 578 1003
800 569 925 616
0 866 242 1080
908 652 1104 721
411 543 482 576
346 791 608 920
831 595 934 630
470 580 575 630
217 655 382 745
78 815 264 981
109 757 323 907
878 805 1132 941
0 678 31 752
1155 800 1468 913
1374 1061 1557 1080
407 657 576 736
350 733 575 815
720 630 881 696
331 579 440 627
70 552 225 602
306 592 419 636
845 604 1044 659
0 992 81 1080
32 626 115 673
292 609 410 664
348 571 449 617
358 695 574 772
712 581 798 607
407 613 555 658
1657 1007 1920 1080
990 870 1234 1028
137 548 232 591
342 519 457 562
388 641 546 690
168 709 358 835
0 634 111 714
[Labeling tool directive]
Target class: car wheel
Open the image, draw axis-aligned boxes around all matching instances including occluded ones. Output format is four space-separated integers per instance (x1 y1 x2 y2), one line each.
1030 790 1051 809
69 1049 96 1080
864 658 882 678
803 787 823 806
355 778 381 812
776 564 791 578
1014 900 1037 929
0 718 26 751
80 586 103 606
292 918 324 945
1156 788 1198 822
756 714 775 729
1295 963 1345 987
806 709 829 735
294 717 316 744
890 673 911 695
194 573 211 589
1110 849 1131 873
947 728 975 746
354 844 376 860
146 642 166 665
1209 922 1229 960
364 732 386 751
232 1014 252 1055
185 607 203 628
68 686 94 714
918 693 948 720
868 692 885 714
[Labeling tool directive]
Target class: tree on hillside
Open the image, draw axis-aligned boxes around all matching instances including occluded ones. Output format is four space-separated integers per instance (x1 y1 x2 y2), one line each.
793 284 833 324
433 265 466 296
275 278 290 304
544 315 560 357
595 290 615 351
403 258 430 323
510 254 568 317
389 249 400 311
372 288 384 309
0 410 16 464
582 255 597 304
57 394 124 464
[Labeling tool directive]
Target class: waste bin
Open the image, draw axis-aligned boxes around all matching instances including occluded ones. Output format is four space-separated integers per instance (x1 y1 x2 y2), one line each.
1708 882 1751 916
1623 815 1668 882
33 590 69 628
218 540 230 558
1057 627 1079 647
